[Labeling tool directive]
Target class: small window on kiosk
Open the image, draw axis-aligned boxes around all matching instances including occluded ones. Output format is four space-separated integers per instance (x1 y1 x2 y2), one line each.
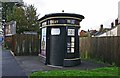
68 29 75 36
67 43 70 47
71 43 74 47
71 37 75 42
71 48 74 53
67 48 71 53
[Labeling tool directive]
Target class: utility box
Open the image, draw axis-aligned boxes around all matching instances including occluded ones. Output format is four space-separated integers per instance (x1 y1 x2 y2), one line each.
39 13 84 66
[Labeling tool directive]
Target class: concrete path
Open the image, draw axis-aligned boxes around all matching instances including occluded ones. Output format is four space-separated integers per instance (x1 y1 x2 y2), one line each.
15 56 59 76
15 56 111 76
2 47 28 78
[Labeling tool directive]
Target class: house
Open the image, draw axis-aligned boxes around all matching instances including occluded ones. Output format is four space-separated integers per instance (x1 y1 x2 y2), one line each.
94 24 111 37
95 25 120 37
94 19 120 37
80 30 88 37
88 30 98 36
80 30 97 37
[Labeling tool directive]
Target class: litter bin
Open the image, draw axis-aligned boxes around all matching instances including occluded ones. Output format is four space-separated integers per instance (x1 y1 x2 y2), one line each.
39 13 84 66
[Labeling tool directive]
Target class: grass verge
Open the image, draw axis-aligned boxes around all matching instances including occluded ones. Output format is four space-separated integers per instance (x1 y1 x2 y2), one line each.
29 67 120 78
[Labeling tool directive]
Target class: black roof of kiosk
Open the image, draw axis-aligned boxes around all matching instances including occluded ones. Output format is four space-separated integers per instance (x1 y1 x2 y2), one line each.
38 13 85 22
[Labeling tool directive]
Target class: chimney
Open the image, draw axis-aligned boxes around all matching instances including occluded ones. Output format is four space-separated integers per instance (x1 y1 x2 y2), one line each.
115 18 118 26
100 24 103 28
99 24 103 31
111 22 114 28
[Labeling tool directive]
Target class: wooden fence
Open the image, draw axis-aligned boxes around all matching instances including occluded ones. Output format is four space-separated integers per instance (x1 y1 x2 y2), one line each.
80 36 120 66
11 34 40 56
5 34 120 66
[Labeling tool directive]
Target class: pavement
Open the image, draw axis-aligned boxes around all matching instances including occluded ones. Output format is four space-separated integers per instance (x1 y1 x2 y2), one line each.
0 42 2 78
1 42 28 78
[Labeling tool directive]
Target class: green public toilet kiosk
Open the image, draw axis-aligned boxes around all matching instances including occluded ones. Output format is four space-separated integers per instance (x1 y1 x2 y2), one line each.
39 13 84 66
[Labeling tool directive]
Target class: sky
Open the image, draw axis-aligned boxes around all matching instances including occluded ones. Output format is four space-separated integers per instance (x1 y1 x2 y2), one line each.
23 0 120 31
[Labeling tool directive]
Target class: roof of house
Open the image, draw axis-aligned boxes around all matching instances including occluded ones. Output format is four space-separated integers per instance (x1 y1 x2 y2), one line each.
94 24 120 36
94 28 111 36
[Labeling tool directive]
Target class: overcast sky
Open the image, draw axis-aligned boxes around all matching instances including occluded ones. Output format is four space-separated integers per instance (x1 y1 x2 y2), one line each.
23 0 120 31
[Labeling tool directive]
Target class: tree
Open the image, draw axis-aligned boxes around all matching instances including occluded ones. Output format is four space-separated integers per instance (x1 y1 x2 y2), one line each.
25 5 39 32
6 4 39 34
2 2 15 20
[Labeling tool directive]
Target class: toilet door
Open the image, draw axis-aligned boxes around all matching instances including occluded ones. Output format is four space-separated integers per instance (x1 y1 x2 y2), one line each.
49 27 66 66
